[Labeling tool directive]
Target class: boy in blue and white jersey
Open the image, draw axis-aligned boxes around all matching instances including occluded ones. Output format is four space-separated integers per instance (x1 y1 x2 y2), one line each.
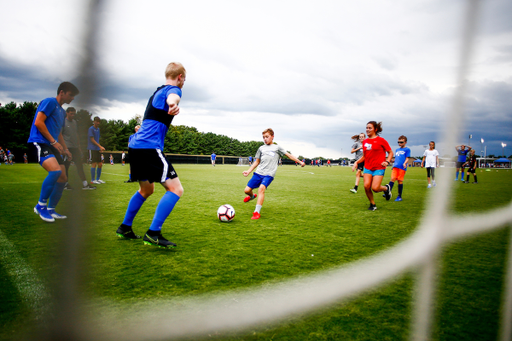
28 82 79 222
88 117 105 184
116 62 186 248
385 135 411 201
242 128 305 220
455 144 471 181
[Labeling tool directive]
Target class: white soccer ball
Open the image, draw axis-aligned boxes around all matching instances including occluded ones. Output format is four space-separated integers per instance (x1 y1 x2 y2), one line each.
217 204 235 222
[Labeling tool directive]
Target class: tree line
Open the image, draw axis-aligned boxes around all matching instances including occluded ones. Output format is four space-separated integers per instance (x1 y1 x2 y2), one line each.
0 101 266 160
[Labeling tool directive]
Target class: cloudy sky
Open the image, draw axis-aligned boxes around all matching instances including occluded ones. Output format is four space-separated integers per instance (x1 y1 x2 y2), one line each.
1 0 511 158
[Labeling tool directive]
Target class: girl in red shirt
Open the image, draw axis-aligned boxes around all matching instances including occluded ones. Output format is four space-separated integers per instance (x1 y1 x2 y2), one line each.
352 121 393 211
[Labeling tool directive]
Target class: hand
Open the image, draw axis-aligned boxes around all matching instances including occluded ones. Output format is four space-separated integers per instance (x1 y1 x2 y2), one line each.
352 164 357 172
168 103 180 116
300 162 305 167
243 171 249 177
65 150 72 159
54 142 64 154
100 146 105 151
381 161 388 167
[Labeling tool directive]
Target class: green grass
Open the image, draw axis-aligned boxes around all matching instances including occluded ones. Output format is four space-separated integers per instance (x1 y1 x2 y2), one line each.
0 163 510 340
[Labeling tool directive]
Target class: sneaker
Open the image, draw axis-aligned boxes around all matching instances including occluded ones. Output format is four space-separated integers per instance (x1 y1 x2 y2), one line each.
350 188 357 194
368 204 377 211
395 196 402 202
96 179 106 184
244 194 257 203
473 182 478 184
48 209 67 219
82 184 96 190
384 184 392 201
34 204 55 222
64 184 73 190
251 212 261 220
427 184 432 188
143 232 176 248
124 179 134 183
116 224 141 240
454 178 458 181
433 181 436 187
91 180 100 185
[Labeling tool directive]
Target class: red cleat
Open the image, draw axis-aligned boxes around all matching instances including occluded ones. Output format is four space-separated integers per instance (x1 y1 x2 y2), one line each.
243 194 257 203
251 212 261 220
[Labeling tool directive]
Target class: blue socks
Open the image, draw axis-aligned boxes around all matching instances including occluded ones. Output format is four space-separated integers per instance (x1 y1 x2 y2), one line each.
39 170 61 204
388 181 395 191
149 192 180 232
48 181 66 210
91 168 96 181
96 167 102 180
122 191 146 226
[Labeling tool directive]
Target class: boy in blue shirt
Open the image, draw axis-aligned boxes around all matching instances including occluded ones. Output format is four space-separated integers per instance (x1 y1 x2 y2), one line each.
455 144 471 181
385 135 410 202
28 82 79 222
116 62 186 248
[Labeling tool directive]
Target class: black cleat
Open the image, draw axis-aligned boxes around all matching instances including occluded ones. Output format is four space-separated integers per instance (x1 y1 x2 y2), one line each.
124 179 134 183
116 224 141 240
368 204 377 211
143 231 177 248
384 184 392 201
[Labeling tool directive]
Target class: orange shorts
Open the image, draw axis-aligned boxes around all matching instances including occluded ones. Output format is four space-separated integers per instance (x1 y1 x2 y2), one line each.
391 168 406 181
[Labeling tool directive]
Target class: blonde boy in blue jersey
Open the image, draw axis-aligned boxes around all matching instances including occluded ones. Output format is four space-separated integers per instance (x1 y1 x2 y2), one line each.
243 128 305 220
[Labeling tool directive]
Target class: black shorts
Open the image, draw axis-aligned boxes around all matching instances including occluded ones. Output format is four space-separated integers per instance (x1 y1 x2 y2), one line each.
129 148 178 183
89 150 101 163
357 161 365 171
467 167 476 174
456 161 465 169
30 142 64 165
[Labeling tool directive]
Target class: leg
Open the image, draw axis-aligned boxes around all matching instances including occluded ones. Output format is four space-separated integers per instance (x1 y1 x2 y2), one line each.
363 174 375 205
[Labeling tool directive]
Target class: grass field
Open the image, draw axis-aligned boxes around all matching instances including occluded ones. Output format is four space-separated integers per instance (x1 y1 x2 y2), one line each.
0 163 511 340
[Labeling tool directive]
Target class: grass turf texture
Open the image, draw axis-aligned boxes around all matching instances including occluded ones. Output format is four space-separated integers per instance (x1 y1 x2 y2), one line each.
0 163 510 340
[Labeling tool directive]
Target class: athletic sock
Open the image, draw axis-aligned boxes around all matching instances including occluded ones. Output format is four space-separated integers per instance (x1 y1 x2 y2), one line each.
255 205 262 214
455 171 459 180
398 184 403 197
96 168 102 180
48 181 66 209
354 185 358 191
466 175 470 182
39 170 62 204
474 175 478 182
148 191 180 232
388 181 394 192
122 191 146 226
91 168 96 181
461 171 465 180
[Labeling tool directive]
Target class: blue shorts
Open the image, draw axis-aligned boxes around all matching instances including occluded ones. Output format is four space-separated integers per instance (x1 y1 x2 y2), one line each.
363 168 385 176
247 173 274 189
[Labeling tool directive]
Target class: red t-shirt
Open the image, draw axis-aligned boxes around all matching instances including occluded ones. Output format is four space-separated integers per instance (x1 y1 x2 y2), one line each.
363 136 391 171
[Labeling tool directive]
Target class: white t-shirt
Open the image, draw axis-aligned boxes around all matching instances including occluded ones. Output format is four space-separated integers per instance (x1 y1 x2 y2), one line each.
255 144 287 177
423 149 439 167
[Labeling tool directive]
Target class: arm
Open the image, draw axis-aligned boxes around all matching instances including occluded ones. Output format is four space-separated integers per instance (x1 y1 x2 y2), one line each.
421 156 425 168
89 136 105 151
284 152 305 167
436 155 439 167
403 157 409 169
167 93 181 116
58 133 72 159
243 159 260 176
34 112 65 153
350 145 361 154
382 149 393 167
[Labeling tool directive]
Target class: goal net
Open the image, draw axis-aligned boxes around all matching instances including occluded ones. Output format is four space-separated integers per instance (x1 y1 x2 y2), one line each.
237 157 250 166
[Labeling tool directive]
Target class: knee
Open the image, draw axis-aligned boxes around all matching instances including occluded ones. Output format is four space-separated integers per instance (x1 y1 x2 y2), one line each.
139 187 154 198
172 185 184 197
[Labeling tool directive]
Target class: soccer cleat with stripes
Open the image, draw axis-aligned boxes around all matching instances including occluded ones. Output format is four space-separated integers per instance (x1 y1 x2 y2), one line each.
244 194 257 203
96 179 106 184
48 209 67 219
116 224 141 240
384 184 392 201
143 231 176 248
350 188 357 193
368 204 377 211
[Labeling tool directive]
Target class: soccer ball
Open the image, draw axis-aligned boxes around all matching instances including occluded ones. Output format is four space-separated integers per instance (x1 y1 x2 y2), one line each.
217 204 235 222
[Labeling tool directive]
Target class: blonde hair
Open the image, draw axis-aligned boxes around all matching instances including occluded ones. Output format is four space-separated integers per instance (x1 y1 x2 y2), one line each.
165 62 186 80
262 128 274 136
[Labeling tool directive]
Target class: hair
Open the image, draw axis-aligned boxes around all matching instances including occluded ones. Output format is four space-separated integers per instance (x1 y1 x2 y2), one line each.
429 141 436 148
93 116 101 122
367 121 383 135
66 107 76 113
262 128 274 136
135 125 141 132
165 62 186 80
57 82 79 96
351 133 365 141
398 135 407 142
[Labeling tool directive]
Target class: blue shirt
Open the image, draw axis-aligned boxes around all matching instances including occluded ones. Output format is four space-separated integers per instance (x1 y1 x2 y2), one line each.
393 147 411 171
88 126 100 150
457 149 469 162
130 85 182 150
211 153 216 160
28 98 66 144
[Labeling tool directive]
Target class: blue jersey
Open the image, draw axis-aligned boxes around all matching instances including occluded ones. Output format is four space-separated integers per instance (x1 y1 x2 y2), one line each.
211 153 216 160
88 126 100 150
27 97 66 144
393 147 411 171
130 85 182 150
457 149 469 162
